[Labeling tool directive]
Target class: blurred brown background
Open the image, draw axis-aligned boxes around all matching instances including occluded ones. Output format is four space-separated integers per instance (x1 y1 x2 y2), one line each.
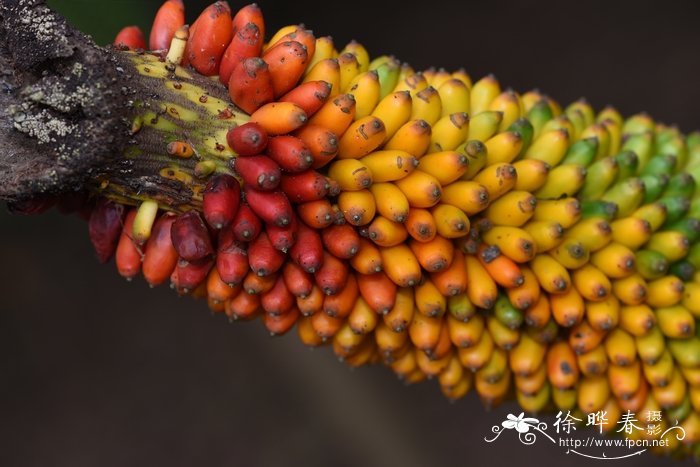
2 0 700 465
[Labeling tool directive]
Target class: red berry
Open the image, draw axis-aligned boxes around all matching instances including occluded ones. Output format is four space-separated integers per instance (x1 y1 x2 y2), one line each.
170 211 214 261
226 122 269 156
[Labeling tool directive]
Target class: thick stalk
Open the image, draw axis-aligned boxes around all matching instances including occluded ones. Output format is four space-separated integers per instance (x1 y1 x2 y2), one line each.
91 51 248 211
0 0 247 212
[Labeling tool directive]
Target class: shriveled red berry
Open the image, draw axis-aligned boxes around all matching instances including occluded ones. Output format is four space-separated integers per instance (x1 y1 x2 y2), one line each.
170 210 214 261
88 200 125 263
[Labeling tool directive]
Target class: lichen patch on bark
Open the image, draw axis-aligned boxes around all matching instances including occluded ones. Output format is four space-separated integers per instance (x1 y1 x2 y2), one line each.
0 0 130 202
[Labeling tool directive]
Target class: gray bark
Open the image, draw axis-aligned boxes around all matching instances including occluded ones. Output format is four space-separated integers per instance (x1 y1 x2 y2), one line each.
0 0 131 202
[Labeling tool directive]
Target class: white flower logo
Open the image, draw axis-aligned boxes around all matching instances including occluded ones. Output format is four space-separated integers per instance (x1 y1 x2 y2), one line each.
502 412 541 434
485 413 555 445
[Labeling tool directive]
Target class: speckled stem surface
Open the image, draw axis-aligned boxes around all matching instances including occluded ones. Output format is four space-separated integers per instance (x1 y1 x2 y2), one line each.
0 0 132 202
0 0 250 212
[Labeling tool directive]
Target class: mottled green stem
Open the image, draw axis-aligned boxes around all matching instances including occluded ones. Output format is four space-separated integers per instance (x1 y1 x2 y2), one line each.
91 51 249 211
